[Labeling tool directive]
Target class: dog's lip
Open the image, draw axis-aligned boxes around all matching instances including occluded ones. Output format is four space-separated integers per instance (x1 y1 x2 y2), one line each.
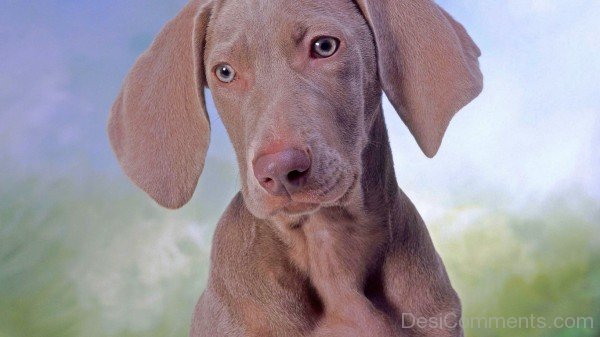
283 172 358 206
333 173 359 204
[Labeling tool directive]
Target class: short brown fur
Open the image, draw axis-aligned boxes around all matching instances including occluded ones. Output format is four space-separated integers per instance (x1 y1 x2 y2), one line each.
108 0 483 336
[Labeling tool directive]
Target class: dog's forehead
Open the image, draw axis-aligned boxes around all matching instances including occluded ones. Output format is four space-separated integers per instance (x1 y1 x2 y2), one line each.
209 0 363 42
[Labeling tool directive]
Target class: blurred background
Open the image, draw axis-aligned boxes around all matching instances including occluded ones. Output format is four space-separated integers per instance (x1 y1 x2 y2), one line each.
1 0 599 336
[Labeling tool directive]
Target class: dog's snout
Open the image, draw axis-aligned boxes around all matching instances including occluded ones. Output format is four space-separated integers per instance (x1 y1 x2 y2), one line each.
253 148 311 196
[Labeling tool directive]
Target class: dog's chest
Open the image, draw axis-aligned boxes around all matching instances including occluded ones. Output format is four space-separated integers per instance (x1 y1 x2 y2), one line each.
283 212 387 292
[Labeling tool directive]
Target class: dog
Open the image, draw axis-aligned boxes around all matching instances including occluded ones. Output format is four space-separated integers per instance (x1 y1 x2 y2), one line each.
108 0 483 335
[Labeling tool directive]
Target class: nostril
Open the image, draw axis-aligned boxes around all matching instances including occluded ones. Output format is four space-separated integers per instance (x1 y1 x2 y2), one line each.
286 169 307 184
261 177 275 188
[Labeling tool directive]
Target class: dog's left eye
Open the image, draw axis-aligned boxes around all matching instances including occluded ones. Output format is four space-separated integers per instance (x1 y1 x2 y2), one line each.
215 64 236 83
311 36 340 58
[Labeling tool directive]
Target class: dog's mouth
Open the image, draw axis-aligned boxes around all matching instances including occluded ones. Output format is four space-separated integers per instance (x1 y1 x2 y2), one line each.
277 173 359 216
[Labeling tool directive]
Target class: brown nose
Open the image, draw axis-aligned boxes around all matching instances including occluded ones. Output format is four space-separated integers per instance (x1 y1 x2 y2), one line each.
253 148 311 196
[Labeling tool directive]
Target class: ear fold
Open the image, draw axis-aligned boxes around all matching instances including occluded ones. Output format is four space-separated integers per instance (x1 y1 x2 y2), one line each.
354 0 483 157
108 0 212 209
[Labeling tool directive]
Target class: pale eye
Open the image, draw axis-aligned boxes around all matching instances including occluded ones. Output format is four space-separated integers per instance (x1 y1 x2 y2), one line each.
215 64 236 83
311 36 340 58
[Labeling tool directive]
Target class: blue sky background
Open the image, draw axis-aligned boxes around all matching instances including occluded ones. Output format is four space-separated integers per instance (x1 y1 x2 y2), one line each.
1 1 599 336
1 0 598 209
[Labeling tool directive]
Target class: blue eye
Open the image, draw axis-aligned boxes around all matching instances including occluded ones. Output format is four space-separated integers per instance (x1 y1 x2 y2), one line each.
215 64 235 83
312 36 340 58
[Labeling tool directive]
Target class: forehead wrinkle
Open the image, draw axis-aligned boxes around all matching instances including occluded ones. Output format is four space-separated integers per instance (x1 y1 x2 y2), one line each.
292 23 309 45
207 30 250 64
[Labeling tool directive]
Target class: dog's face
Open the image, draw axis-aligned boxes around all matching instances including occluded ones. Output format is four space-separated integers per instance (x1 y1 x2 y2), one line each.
205 0 377 218
108 0 482 213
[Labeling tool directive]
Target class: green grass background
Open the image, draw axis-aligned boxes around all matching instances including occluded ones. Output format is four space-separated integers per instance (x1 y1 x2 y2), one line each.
1 167 598 337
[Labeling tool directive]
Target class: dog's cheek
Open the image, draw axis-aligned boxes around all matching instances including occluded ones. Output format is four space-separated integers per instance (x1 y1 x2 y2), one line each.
309 146 342 192
331 60 368 159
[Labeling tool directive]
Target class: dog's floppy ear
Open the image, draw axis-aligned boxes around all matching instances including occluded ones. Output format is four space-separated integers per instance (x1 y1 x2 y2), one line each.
108 0 212 209
355 0 483 157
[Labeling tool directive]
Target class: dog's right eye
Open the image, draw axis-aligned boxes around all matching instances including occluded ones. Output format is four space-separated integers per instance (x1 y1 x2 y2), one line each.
215 64 236 83
311 36 340 58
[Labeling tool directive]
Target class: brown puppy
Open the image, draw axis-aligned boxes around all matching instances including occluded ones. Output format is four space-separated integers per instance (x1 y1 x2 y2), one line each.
108 0 483 336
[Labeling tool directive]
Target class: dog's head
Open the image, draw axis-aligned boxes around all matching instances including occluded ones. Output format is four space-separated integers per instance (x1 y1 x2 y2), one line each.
108 0 482 218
